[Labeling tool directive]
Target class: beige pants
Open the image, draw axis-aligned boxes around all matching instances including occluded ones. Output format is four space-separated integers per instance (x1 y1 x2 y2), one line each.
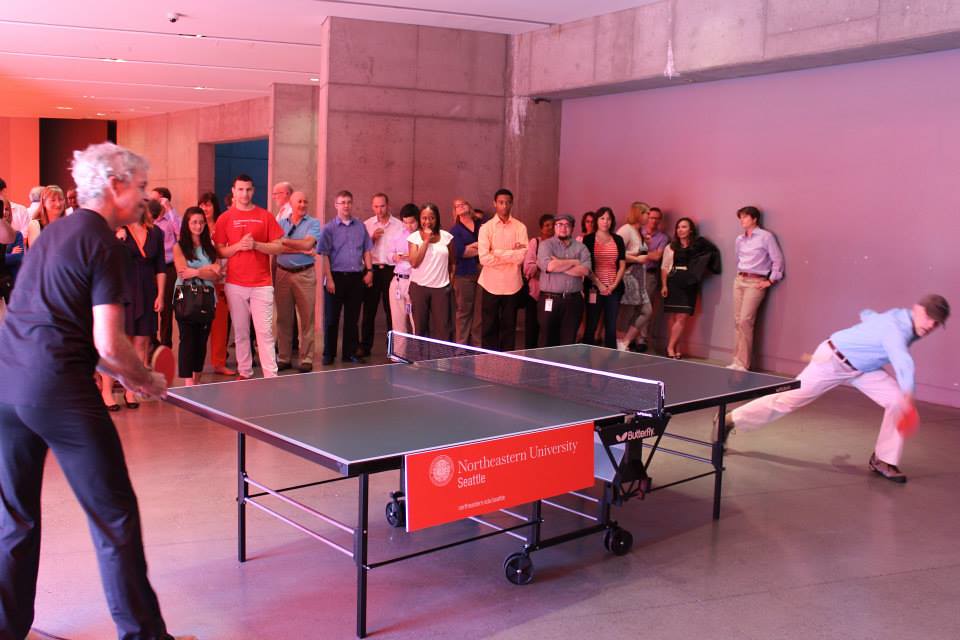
731 340 908 465
275 267 316 365
225 283 278 378
453 273 483 347
389 275 414 334
732 275 768 369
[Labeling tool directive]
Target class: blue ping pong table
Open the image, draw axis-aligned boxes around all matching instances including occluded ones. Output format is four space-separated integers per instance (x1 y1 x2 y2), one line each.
167 337 798 637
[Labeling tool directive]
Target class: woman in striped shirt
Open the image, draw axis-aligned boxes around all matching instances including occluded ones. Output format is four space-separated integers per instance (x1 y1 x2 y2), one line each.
582 207 626 349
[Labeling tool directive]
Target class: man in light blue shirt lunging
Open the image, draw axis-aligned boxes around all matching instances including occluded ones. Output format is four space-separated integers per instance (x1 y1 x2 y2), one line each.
721 294 950 483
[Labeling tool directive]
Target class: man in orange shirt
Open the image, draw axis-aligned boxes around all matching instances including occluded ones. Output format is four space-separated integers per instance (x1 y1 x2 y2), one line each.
214 174 284 379
477 188 527 351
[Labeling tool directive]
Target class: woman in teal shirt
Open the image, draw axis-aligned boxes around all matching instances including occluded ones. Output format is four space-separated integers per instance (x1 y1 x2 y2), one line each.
172 206 220 385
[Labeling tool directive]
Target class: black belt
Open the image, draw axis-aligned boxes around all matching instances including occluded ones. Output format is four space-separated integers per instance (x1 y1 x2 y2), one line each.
372 264 394 270
394 273 410 279
827 340 857 371
278 263 313 274
542 291 582 299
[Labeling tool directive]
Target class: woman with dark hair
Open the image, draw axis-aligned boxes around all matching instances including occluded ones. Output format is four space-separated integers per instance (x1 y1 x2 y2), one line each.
198 192 235 375
100 200 166 410
583 207 626 349
173 206 221 385
408 203 455 340
660 216 722 358
577 210 596 243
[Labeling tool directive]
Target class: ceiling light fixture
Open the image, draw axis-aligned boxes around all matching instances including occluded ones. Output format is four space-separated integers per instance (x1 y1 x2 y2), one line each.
96 112 107 116
100 57 127 63
193 85 207 90
309 77 320 82
56 106 73 110
178 33 205 38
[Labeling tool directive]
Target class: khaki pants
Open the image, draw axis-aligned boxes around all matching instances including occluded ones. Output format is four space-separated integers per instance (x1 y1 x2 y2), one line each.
731 341 908 465
732 275 768 370
388 275 414 334
275 266 316 366
453 273 483 346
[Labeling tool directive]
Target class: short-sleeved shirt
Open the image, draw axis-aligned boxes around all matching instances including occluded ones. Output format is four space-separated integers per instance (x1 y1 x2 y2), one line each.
0 209 128 408
278 215 322 270
213 206 283 287
409 230 453 288
318 216 372 272
537 236 591 294
450 218 481 277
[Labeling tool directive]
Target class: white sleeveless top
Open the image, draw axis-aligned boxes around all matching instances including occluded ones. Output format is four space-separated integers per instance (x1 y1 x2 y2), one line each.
408 230 453 288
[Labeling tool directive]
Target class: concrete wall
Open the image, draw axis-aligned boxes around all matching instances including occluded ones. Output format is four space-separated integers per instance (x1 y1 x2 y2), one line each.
0 117 40 206
514 0 960 99
117 97 271 214
320 18 509 225
557 48 960 406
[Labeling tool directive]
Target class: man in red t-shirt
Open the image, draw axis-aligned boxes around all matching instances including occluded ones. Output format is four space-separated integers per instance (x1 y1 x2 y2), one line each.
214 174 284 378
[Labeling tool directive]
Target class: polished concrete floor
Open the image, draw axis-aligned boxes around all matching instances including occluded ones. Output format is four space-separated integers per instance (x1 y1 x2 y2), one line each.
29 353 960 640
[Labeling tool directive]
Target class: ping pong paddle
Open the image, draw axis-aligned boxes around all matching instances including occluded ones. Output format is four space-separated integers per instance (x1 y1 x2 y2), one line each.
896 402 919 437
150 344 176 387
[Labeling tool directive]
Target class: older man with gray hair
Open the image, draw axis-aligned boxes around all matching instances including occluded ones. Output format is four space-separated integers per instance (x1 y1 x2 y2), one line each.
0 143 193 640
272 180 294 221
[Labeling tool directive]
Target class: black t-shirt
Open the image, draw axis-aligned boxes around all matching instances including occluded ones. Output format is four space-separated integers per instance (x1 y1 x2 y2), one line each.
0 209 127 407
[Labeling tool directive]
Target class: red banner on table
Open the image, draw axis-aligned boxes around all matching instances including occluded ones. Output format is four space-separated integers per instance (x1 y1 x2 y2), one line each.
404 422 595 532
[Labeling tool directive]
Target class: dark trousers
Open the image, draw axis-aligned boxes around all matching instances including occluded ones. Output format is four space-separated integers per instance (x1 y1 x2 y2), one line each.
0 402 171 640
323 271 364 360
480 287 518 352
523 293 539 349
176 318 211 378
157 263 177 348
538 292 584 347
585 289 622 349
360 265 394 352
409 281 453 341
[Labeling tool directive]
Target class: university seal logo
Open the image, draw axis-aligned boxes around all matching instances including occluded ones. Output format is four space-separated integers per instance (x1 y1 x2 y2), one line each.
428 455 454 487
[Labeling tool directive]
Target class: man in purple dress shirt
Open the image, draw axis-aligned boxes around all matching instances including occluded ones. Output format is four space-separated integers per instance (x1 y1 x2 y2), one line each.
150 187 181 348
729 206 785 371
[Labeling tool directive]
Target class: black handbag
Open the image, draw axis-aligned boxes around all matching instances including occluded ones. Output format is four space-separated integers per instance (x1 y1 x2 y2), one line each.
173 278 215 324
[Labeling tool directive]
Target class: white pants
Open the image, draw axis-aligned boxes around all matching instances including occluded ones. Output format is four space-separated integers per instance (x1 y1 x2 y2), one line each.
388 276 414 334
225 283 278 378
731 340 907 465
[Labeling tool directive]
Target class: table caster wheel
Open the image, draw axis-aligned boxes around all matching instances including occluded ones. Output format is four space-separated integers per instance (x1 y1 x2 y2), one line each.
385 497 405 528
604 527 633 556
503 552 534 585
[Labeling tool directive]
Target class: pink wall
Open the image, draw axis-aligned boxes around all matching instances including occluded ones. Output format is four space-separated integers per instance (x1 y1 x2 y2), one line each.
558 49 959 407
0 117 40 205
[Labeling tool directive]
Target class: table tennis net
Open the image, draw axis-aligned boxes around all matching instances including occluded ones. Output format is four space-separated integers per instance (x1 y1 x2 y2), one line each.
388 332 664 416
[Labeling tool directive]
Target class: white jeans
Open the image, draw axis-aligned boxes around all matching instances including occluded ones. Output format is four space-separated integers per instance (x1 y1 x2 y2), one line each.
731 340 907 465
224 283 278 378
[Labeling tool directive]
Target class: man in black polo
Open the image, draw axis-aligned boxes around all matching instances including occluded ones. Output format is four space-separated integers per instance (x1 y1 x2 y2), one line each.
0 143 188 640
536 214 592 346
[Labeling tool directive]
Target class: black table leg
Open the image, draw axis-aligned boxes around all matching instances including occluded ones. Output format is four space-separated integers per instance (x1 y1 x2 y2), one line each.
356 473 370 638
238 432 248 562
711 402 726 520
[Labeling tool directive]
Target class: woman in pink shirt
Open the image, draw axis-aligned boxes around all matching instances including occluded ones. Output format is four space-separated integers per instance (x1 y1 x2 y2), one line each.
582 207 626 349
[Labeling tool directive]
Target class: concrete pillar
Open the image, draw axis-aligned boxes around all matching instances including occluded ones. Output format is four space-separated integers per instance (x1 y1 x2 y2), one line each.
270 84 319 214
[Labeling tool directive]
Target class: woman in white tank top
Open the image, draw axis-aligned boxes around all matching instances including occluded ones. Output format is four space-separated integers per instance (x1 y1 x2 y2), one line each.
408 203 455 339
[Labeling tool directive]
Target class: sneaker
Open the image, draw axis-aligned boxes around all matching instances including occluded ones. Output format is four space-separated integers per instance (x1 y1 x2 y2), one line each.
868 453 907 483
712 411 735 442
299 362 313 373
616 339 628 352
726 363 747 371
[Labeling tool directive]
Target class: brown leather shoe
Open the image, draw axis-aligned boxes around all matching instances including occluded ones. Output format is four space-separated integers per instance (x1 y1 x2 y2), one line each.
869 453 907 483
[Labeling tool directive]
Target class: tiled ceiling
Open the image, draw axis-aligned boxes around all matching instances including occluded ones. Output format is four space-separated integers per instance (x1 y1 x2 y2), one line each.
0 0 657 120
